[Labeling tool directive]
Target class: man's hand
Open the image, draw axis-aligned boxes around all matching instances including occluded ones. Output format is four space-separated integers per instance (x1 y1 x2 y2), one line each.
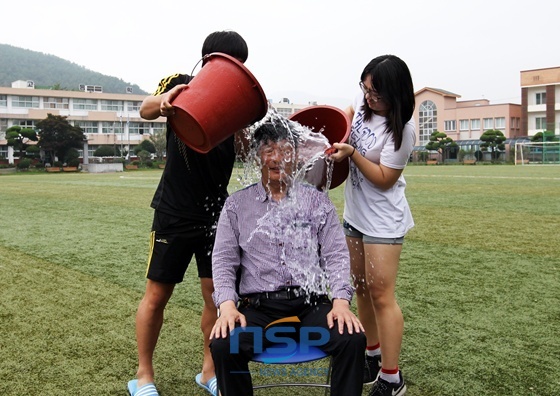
210 300 247 339
139 84 188 120
326 299 364 335
159 84 187 117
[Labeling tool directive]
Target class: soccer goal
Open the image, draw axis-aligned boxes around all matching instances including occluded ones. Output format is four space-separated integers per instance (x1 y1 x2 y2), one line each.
515 141 560 165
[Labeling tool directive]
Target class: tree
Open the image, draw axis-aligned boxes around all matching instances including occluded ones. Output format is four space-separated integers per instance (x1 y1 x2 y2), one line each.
36 114 85 163
5 125 38 158
136 149 152 164
133 139 156 156
94 146 121 157
149 130 166 161
425 131 458 163
480 129 506 161
531 130 558 142
26 145 41 159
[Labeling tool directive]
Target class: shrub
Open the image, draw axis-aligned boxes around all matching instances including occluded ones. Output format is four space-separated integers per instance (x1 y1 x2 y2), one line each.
65 148 80 163
26 145 40 158
137 150 152 164
134 140 156 155
94 146 121 157
17 158 32 170
67 158 81 167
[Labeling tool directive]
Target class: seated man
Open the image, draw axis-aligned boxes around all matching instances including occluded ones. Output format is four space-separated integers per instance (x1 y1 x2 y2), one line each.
210 118 366 396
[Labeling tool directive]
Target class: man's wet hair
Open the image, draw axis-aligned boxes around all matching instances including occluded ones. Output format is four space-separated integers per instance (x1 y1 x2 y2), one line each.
252 119 298 151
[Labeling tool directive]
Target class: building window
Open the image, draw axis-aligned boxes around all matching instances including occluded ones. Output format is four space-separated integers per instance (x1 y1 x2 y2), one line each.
75 121 98 134
275 108 293 117
419 100 437 145
495 117 505 129
100 100 123 112
0 146 8 159
536 92 546 105
113 122 124 134
536 117 546 130
101 121 121 134
73 98 98 110
444 120 456 132
152 123 166 135
87 145 98 157
471 119 481 131
459 120 469 131
0 95 7 107
44 97 69 109
127 101 142 112
483 118 494 130
14 120 35 128
12 95 39 108
0 119 7 136
128 122 150 135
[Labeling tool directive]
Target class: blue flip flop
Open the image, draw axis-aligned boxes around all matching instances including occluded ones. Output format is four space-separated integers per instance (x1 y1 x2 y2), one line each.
127 379 160 396
195 373 218 396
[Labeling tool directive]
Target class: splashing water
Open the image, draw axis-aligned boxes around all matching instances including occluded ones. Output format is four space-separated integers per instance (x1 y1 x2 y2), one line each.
231 106 342 298
236 106 334 191
246 183 332 297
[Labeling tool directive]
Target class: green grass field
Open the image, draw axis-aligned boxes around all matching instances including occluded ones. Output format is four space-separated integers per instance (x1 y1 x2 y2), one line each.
1 165 559 395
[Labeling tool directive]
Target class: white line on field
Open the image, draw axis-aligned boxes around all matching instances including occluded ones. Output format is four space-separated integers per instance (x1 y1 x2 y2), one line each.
119 176 160 180
406 175 560 180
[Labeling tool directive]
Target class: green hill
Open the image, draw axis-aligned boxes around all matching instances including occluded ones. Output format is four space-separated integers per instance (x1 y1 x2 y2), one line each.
0 43 148 95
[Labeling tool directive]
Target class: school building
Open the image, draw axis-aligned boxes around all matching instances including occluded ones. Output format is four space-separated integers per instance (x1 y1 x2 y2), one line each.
1 65 558 165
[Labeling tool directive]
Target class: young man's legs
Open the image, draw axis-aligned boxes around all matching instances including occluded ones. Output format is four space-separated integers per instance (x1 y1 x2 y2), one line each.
134 211 215 388
135 279 176 387
199 277 218 384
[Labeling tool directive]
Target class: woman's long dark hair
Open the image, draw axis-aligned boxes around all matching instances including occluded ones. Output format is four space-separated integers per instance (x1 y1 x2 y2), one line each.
360 55 414 151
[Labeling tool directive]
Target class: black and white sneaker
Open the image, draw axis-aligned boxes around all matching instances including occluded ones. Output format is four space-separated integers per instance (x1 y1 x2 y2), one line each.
363 355 382 385
368 371 407 396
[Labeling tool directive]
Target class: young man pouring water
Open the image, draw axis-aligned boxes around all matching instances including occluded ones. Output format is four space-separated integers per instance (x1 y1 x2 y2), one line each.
209 118 366 396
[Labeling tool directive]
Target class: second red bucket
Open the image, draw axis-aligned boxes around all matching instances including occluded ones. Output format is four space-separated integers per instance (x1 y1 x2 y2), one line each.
169 52 268 153
289 105 350 189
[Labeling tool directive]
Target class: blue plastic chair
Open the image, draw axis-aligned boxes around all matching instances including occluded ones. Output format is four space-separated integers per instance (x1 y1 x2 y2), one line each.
251 344 332 395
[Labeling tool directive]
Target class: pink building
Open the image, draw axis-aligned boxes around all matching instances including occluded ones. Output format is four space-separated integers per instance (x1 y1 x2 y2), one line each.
413 88 523 161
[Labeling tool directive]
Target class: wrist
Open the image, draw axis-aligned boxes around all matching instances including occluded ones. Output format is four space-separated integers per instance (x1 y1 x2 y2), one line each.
350 147 356 158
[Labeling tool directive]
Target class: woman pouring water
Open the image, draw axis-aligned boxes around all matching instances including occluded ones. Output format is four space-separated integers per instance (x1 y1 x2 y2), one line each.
328 54 415 396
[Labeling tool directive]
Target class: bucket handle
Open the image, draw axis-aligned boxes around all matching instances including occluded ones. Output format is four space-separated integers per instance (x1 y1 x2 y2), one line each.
189 56 204 78
189 54 213 78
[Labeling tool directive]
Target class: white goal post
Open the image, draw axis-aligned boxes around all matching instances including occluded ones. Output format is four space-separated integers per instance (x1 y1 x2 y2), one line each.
515 141 560 165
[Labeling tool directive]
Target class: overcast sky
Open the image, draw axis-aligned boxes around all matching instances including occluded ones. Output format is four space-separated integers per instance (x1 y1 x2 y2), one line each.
2 0 558 109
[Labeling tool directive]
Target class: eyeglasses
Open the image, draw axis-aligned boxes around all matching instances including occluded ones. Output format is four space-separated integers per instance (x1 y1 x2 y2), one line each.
359 82 383 102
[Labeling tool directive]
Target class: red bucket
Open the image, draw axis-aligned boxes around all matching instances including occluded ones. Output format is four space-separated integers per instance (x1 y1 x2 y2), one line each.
169 52 268 153
289 105 350 189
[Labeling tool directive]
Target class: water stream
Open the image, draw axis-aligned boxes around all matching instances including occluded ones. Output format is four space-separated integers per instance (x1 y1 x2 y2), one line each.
231 106 341 297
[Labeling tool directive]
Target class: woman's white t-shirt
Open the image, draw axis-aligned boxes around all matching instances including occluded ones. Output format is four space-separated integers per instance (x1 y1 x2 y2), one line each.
343 94 416 238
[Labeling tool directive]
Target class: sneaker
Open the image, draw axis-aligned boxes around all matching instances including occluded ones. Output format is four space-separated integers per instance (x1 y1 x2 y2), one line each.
363 355 382 385
368 371 407 396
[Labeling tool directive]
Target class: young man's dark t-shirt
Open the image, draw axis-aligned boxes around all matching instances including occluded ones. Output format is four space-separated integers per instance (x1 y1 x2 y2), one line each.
150 74 236 225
